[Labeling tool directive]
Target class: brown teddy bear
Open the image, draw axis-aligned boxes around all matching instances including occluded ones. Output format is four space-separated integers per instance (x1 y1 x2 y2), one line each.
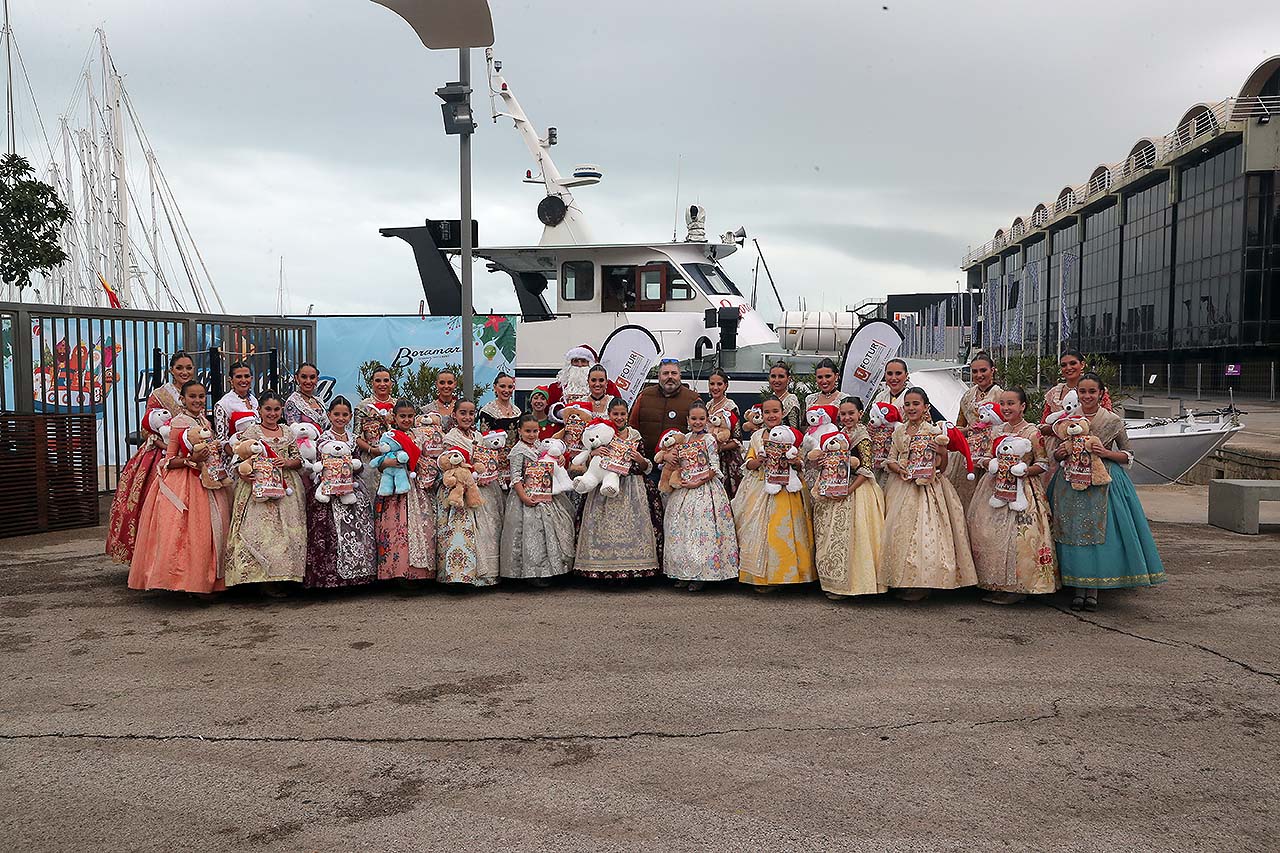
656 429 689 493
438 446 484 509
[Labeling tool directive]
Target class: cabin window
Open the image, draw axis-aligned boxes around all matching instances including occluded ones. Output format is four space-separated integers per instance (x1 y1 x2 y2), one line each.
640 268 664 302
668 273 693 300
560 261 594 302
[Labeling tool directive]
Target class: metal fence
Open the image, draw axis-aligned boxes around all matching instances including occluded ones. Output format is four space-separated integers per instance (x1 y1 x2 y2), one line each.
0 302 315 492
1114 360 1278 403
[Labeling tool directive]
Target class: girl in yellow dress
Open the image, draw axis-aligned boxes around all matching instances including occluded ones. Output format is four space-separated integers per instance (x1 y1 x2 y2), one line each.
732 395 816 590
879 387 977 601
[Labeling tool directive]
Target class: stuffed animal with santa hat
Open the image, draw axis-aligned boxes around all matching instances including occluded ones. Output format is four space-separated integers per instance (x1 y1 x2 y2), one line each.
144 407 174 447
968 400 1005 464
802 404 840 455
236 439 294 502
987 434 1033 512
763 426 804 495
555 403 593 459
180 423 231 489
572 418 623 497
708 410 737 446
935 421 975 481
414 411 446 459
288 422 322 481
438 445 483 509
535 437 577 495
656 429 696 493
810 431 853 499
742 405 765 434
473 429 511 490
371 429 420 497
314 438 362 505
866 402 901 470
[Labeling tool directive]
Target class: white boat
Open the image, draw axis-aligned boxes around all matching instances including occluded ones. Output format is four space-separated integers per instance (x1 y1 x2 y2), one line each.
1123 409 1242 485
381 51 854 392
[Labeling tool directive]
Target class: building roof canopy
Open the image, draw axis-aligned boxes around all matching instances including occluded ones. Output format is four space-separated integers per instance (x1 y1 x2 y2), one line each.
1238 55 1280 98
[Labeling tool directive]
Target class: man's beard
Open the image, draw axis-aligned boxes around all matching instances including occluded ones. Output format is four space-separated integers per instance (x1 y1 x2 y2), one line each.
557 365 590 397
659 378 681 395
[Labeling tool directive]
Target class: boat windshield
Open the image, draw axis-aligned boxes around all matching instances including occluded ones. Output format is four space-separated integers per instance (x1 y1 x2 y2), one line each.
685 263 741 297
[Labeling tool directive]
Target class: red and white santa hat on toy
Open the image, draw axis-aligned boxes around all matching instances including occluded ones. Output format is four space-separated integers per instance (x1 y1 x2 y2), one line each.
821 432 848 451
445 444 472 466
658 428 683 448
773 426 803 446
481 429 508 444
807 404 839 425
388 429 423 477
873 402 902 424
941 423 975 480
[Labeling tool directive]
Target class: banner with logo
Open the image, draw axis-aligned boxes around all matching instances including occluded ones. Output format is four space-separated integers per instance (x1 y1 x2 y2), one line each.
598 324 662 407
839 319 903 404
311 314 518 406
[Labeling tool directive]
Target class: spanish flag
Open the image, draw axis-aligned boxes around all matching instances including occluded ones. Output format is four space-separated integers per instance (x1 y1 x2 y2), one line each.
98 272 121 309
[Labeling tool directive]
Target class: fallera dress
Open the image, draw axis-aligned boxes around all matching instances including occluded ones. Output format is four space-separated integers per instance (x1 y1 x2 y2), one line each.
436 428 500 586
879 420 978 590
949 382 1003 507
575 426 659 579
107 381 181 564
662 432 739 582
732 430 816 586
302 427 377 589
1048 409 1166 590
500 439 576 579
374 422 436 581
966 421 1060 595
811 425 886 597
127 411 231 593
223 424 308 586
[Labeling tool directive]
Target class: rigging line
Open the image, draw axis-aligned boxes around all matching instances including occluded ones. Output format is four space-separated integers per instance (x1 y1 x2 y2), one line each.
155 181 207 313
57 37 96 120
119 85 224 312
10 35 55 167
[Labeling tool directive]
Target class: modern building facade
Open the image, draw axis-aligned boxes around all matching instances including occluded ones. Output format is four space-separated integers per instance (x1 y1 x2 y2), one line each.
961 56 1280 384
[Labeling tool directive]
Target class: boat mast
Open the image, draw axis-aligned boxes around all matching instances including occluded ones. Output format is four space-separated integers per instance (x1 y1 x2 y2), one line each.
3 0 13 156
485 49 599 246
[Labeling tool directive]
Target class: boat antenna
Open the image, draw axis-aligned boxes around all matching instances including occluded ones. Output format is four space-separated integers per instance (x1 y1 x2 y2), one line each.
671 153 682 242
752 237 785 313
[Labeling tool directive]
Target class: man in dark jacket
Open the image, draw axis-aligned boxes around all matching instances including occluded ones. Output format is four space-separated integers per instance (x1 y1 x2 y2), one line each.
629 359 701 457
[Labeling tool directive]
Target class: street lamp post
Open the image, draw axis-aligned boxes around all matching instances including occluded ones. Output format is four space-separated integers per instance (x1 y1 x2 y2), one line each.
371 0 494 399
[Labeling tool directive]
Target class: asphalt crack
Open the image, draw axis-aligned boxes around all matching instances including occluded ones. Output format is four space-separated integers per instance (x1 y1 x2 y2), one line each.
1041 602 1280 684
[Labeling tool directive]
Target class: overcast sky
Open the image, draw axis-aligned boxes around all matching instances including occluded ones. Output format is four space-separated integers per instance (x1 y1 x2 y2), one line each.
17 0 1280 321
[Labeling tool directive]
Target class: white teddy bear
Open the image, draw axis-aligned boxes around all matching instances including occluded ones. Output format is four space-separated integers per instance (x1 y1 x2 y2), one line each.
289 422 322 481
764 425 803 495
572 420 622 497
987 435 1033 512
536 437 577 495
1044 389 1081 429
314 438 362 505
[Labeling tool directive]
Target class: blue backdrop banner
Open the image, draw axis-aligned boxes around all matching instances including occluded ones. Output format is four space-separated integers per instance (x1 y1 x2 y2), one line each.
310 314 518 406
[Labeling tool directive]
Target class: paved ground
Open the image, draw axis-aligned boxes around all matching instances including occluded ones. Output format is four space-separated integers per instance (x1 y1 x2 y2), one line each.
1 490 1278 852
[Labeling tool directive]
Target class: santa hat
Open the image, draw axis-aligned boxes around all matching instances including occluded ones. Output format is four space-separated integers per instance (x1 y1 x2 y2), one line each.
446 444 472 466
530 385 550 399
821 432 848 450
990 434 1010 457
587 417 614 430
229 410 258 435
658 428 683 447
564 344 599 363
482 429 507 442
561 403 593 423
388 429 422 475
368 399 394 411
143 407 169 434
977 401 1004 424
773 427 802 446
725 411 739 431
943 424 975 480
808 404 838 424
874 402 901 423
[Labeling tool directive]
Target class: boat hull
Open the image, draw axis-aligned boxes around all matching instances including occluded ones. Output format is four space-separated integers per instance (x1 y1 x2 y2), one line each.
1124 421 1241 485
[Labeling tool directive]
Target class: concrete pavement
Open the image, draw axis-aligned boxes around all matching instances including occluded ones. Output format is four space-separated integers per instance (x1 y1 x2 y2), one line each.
1 493 1278 852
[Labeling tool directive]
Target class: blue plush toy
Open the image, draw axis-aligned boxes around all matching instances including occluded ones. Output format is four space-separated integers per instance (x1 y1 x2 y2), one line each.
371 429 419 496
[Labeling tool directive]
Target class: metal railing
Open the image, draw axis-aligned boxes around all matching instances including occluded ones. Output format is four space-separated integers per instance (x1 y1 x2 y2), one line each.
961 95 1280 269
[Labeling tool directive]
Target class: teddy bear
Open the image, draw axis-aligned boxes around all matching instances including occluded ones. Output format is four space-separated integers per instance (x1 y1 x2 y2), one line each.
237 440 293 502
708 410 736 446
371 429 420 497
809 431 853 499
743 405 765 434
967 401 1005 464
935 422 975 481
866 402 901 470
763 425 804 495
473 429 510 490
181 423 231 489
438 446 484 509
987 434 1033 512
572 419 624 496
145 407 173 446
288 422 322 479
414 411 445 459
656 429 689 493
1054 417 1112 491
802 404 839 455
314 438 362 504
535 437 577 496
1044 389 1081 430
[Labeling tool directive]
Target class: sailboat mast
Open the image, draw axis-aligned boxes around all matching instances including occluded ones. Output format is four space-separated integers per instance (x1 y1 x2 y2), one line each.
4 0 13 157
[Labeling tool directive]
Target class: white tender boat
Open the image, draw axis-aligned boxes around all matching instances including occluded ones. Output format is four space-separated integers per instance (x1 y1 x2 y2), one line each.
1122 409 1242 485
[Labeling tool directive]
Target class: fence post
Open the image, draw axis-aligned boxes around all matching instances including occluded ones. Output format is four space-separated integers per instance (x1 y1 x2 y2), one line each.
209 346 224 404
1166 363 1171 399
151 347 165 392
1196 363 1202 401
12 306 34 413
268 348 279 393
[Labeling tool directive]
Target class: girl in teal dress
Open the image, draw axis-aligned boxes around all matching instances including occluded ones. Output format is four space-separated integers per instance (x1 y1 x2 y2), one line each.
1049 373 1165 611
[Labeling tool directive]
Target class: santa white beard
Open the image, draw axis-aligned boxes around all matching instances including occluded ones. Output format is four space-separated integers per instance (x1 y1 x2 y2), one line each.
556 364 590 399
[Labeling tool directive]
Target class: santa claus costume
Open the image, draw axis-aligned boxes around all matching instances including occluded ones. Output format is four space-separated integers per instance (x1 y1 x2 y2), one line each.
546 344 620 411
